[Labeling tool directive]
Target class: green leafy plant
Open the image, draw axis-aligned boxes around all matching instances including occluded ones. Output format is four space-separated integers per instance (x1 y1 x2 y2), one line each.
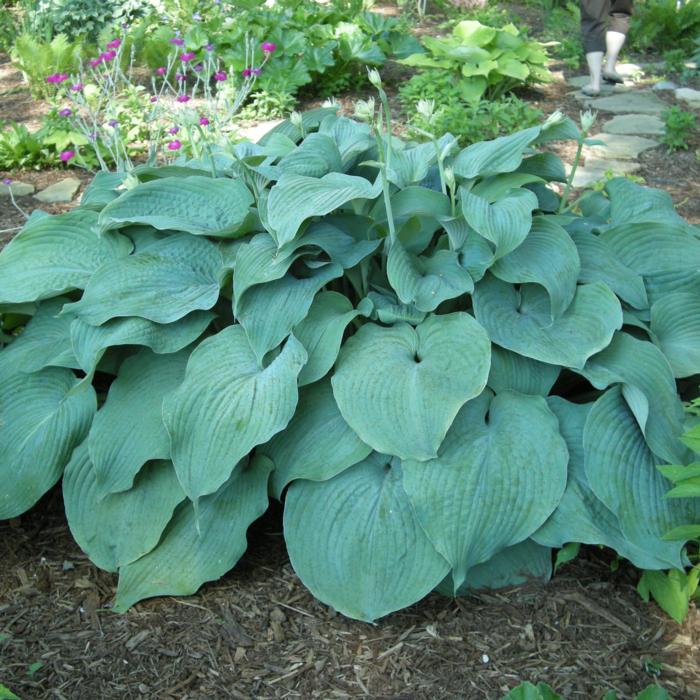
1 101 700 622
630 0 700 53
661 106 697 152
663 48 687 74
541 1 582 69
501 681 671 699
400 20 552 103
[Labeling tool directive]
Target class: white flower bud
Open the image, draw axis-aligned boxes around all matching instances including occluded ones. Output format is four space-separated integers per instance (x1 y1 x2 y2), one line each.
354 97 376 123
416 98 435 124
580 109 597 133
367 68 382 89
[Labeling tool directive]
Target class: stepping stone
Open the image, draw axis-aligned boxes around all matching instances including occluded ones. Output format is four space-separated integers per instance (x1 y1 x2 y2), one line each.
675 87 700 108
602 114 665 136
586 90 667 115
569 159 641 188
583 133 659 160
570 85 628 103
237 119 285 143
567 75 631 89
0 181 35 197
653 80 678 91
33 177 81 204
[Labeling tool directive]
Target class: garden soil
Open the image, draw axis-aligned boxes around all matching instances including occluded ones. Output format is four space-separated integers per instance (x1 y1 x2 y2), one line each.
1 490 699 700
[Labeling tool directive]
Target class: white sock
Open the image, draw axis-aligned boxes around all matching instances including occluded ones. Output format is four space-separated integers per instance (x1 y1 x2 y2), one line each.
605 31 626 73
585 51 604 90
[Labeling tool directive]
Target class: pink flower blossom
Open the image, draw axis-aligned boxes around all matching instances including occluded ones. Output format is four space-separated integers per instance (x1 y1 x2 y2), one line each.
242 68 252 77
205 43 214 52
170 37 185 46
150 96 158 103
156 66 166 76
2 178 12 185
176 72 185 82
59 150 75 162
106 38 121 49
168 126 179 134
181 51 196 62
102 50 117 61
252 67 262 76
176 94 190 103
89 58 102 67
193 63 203 73
214 70 226 81
261 42 277 54
46 72 69 83
167 140 182 151
108 119 119 127
59 108 72 117
199 116 210 126
70 83 84 92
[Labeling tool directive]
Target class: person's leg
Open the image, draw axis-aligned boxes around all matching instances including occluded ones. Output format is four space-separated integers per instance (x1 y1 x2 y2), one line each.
580 0 608 94
604 0 633 82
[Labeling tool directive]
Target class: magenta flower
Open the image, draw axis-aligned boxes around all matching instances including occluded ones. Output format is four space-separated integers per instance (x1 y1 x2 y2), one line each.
108 119 119 127
193 63 203 73
46 72 69 83
176 94 190 103
106 38 121 49
176 72 185 82
205 43 214 52
89 58 102 67
156 66 166 76
102 50 117 61
252 67 262 76
167 140 182 151
150 96 158 103
168 126 179 134
214 70 226 81
261 42 277 54
242 68 252 77
170 37 185 46
70 83 84 92
59 150 75 162
199 116 210 126
2 178 12 185
59 108 72 117
181 51 196 62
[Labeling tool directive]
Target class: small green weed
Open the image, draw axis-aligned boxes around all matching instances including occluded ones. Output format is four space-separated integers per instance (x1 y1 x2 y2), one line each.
662 106 697 152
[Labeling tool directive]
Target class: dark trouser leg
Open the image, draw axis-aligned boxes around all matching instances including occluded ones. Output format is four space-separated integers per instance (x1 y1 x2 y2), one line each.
609 0 633 35
580 0 610 54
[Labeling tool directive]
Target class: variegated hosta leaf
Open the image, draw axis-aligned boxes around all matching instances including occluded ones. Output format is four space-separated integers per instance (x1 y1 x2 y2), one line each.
402 390 568 593
63 444 185 572
283 453 449 622
649 292 700 378
162 327 306 502
331 312 491 461
99 175 255 238
0 368 96 519
0 210 132 304
473 275 622 369
583 388 700 570
63 233 224 325
263 378 371 500
88 348 191 497
113 455 273 612
460 188 538 260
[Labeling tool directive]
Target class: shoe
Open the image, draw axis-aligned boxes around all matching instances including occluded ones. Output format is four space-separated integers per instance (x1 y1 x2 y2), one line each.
581 85 600 96
603 70 624 84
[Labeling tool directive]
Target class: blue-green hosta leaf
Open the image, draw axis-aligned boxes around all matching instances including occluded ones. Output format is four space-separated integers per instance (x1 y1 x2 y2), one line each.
264 379 371 499
277 133 344 177
569 229 648 309
605 177 690 228
266 172 382 249
460 188 538 260
599 222 700 277
0 210 132 304
473 276 622 369
583 388 700 569
533 397 672 569
451 126 541 179
70 311 213 375
366 290 427 324
284 454 449 622
258 106 339 146
113 455 272 612
0 298 77 376
472 173 544 202
99 176 255 239
63 234 224 325
649 292 700 378
387 242 473 313
88 348 190 496
490 217 580 319
436 539 552 596
387 136 457 188
0 368 96 519
236 263 343 363
163 327 306 502
332 313 491 460
457 229 495 282
579 332 687 465
318 115 374 168
516 152 567 183
80 171 125 211
63 445 185 571
487 345 560 395
294 292 372 386
373 187 452 224
298 221 381 268
645 270 700 307
402 390 567 593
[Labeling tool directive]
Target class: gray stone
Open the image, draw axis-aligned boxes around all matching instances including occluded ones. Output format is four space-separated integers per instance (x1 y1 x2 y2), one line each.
586 90 667 115
675 87 700 108
569 159 641 188
33 177 81 204
0 181 35 197
602 114 665 136
568 75 632 89
583 133 659 160
653 80 678 91
237 119 284 143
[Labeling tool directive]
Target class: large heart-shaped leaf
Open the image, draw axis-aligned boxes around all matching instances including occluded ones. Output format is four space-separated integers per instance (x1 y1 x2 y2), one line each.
0 210 132 304
402 390 568 593
113 455 272 612
487 345 560 396
284 453 449 622
650 292 700 378
331 313 491 460
63 234 224 325
0 368 96 519
473 276 622 368
163 327 306 502
88 348 190 496
63 445 185 571
263 379 371 499
99 176 255 238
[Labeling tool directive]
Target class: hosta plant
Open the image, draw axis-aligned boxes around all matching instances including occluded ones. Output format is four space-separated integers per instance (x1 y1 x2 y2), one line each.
1 105 700 622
